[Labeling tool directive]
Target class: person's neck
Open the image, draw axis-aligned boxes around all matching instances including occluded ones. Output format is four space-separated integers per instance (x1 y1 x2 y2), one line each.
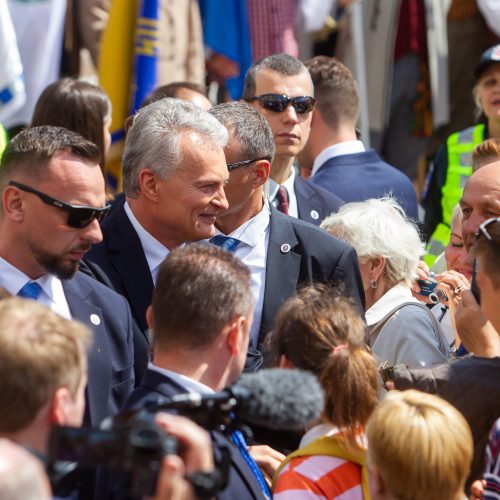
2 422 50 457
270 156 294 185
215 193 264 235
364 280 391 311
488 117 500 139
127 198 178 250
313 126 358 159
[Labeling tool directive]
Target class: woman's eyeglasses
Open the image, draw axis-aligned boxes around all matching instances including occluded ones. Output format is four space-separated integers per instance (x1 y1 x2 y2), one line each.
9 181 110 229
247 93 316 114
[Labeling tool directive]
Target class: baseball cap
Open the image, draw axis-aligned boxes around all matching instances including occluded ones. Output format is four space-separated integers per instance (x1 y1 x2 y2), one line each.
474 44 500 80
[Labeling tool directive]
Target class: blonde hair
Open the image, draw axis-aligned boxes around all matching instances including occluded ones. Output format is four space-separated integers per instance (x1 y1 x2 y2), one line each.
0 298 91 432
472 138 500 171
366 390 473 500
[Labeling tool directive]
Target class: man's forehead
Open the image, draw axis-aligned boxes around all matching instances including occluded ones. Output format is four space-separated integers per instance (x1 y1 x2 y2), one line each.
255 68 313 94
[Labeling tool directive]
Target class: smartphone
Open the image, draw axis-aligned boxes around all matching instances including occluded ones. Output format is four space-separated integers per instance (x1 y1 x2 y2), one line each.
471 258 481 304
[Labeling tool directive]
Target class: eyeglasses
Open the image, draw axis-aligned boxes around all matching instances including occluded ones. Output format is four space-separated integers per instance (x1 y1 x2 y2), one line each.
9 181 111 229
227 157 269 171
247 94 316 114
476 217 500 248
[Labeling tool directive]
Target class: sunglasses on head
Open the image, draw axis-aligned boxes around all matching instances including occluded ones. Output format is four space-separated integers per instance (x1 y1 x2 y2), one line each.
476 217 500 248
247 94 316 114
9 181 111 229
227 157 269 171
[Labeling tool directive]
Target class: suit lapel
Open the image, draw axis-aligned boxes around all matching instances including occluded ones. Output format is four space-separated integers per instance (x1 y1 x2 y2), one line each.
105 206 154 331
259 207 301 344
63 275 111 426
294 176 321 224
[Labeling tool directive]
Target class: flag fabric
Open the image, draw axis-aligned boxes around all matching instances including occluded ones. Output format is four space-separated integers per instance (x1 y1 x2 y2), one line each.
0 0 25 123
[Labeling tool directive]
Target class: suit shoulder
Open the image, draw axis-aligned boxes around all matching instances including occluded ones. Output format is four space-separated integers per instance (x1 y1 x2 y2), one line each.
72 270 129 306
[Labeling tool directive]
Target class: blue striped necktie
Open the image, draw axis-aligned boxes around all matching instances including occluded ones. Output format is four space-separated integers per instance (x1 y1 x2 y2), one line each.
17 281 43 300
210 235 241 253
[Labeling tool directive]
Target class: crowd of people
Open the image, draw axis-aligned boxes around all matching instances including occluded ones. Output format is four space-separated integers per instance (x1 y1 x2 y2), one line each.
0 8 500 499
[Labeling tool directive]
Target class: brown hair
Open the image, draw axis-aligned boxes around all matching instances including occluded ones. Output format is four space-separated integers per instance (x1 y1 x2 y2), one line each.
0 298 91 432
267 285 378 446
31 78 111 170
0 126 100 190
152 244 253 350
305 56 359 129
141 81 207 108
472 138 500 171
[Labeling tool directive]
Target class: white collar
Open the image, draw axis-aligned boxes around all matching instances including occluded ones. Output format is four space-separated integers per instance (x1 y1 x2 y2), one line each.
299 423 339 448
365 283 418 326
214 201 270 247
268 168 296 200
124 201 170 276
0 256 59 301
312 140 366 177
148 362 215 394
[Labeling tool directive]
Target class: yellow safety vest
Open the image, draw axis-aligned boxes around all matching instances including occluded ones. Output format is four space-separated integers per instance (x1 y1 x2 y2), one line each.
0 124 7 159
424 124 485 267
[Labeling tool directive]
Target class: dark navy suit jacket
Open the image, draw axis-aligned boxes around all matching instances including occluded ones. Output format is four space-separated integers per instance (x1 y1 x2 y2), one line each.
86 202 152 335
256 206 365 356
294 174 343 225
62 271 137 426
310 149 419 221
123 368 266 500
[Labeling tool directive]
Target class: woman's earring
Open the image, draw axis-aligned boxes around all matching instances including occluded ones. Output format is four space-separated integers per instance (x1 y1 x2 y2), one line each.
369 276 378 289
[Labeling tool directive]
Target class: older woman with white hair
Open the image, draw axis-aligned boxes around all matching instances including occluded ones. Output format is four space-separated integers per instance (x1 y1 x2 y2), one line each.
322 197 450 368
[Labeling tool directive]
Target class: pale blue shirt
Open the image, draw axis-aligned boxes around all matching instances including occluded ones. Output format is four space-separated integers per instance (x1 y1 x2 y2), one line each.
0 256 71 319
148 363 214 394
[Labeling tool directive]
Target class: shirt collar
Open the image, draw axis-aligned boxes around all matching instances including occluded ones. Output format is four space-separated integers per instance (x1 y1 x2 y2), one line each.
0 256 59 301
365 283 418 326
312 140 366 176
124 201 170 275
268 168 296 200
148 363 215 394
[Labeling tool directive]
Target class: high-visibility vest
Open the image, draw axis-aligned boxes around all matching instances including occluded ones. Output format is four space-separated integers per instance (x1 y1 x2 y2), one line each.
424 124 485 267
0 123 7 159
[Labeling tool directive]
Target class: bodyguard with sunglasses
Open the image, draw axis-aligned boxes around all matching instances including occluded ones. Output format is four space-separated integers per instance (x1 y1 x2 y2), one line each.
0 126 141 429
242 53 343 226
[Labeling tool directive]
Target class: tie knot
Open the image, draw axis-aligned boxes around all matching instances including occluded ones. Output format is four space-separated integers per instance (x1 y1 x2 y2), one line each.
276 186 289 214
17 281 43 300
210 235 241 253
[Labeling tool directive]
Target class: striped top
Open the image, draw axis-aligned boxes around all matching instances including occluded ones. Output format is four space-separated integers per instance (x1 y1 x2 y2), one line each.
484 417 500 500
273 453 364 499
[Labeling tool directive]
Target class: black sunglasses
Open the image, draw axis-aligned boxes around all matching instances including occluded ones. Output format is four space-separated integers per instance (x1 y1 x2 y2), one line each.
476 217 500 248
247 94 316 114
9 181 111 229
227 157 269 171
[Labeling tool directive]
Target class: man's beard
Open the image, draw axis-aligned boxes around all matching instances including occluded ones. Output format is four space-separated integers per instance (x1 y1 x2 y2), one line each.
30 243 90 280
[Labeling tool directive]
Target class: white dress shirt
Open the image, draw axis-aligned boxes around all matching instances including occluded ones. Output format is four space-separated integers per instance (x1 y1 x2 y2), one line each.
124 201 170 283
213 203 270 347
268 168 298 218
148 362 214 394
311 140 366 177
0 256 71 319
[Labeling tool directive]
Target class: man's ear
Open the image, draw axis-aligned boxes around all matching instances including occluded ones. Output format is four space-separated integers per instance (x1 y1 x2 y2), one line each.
225 315 247 356
3 185 26 223
146 305 154 331
138 168 160 201
252 160 270 188
49 387 72 425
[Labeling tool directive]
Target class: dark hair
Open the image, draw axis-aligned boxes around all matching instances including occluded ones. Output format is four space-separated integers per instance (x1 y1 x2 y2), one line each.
152 244 253 350
267 284 378 446
0 126 100 188
305 56 359 128
209 102 275 163
141 81 207 108
31 78 111 170
474 218 500 287
242 53 312 101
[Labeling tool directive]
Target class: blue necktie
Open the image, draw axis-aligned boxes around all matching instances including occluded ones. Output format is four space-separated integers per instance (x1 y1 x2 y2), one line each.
210 235 241 253
231 430 271 499
17 281 43 300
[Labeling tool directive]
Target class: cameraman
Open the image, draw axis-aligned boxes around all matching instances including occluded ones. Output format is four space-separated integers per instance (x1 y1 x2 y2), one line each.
123 244 275 499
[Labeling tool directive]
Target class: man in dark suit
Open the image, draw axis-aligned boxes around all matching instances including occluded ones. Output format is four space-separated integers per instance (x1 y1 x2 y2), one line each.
123 244 274 500
0 126 142 426
298 56 419 221
86 98 229 334
242 53 343 226
209 102 364 368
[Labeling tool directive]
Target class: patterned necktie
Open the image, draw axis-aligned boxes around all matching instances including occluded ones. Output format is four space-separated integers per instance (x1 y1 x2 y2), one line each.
17 281 43 300
209 235 241 253
276 186 289 214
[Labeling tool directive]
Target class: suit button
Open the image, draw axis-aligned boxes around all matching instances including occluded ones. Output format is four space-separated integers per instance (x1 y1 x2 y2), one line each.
281 243 291 254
